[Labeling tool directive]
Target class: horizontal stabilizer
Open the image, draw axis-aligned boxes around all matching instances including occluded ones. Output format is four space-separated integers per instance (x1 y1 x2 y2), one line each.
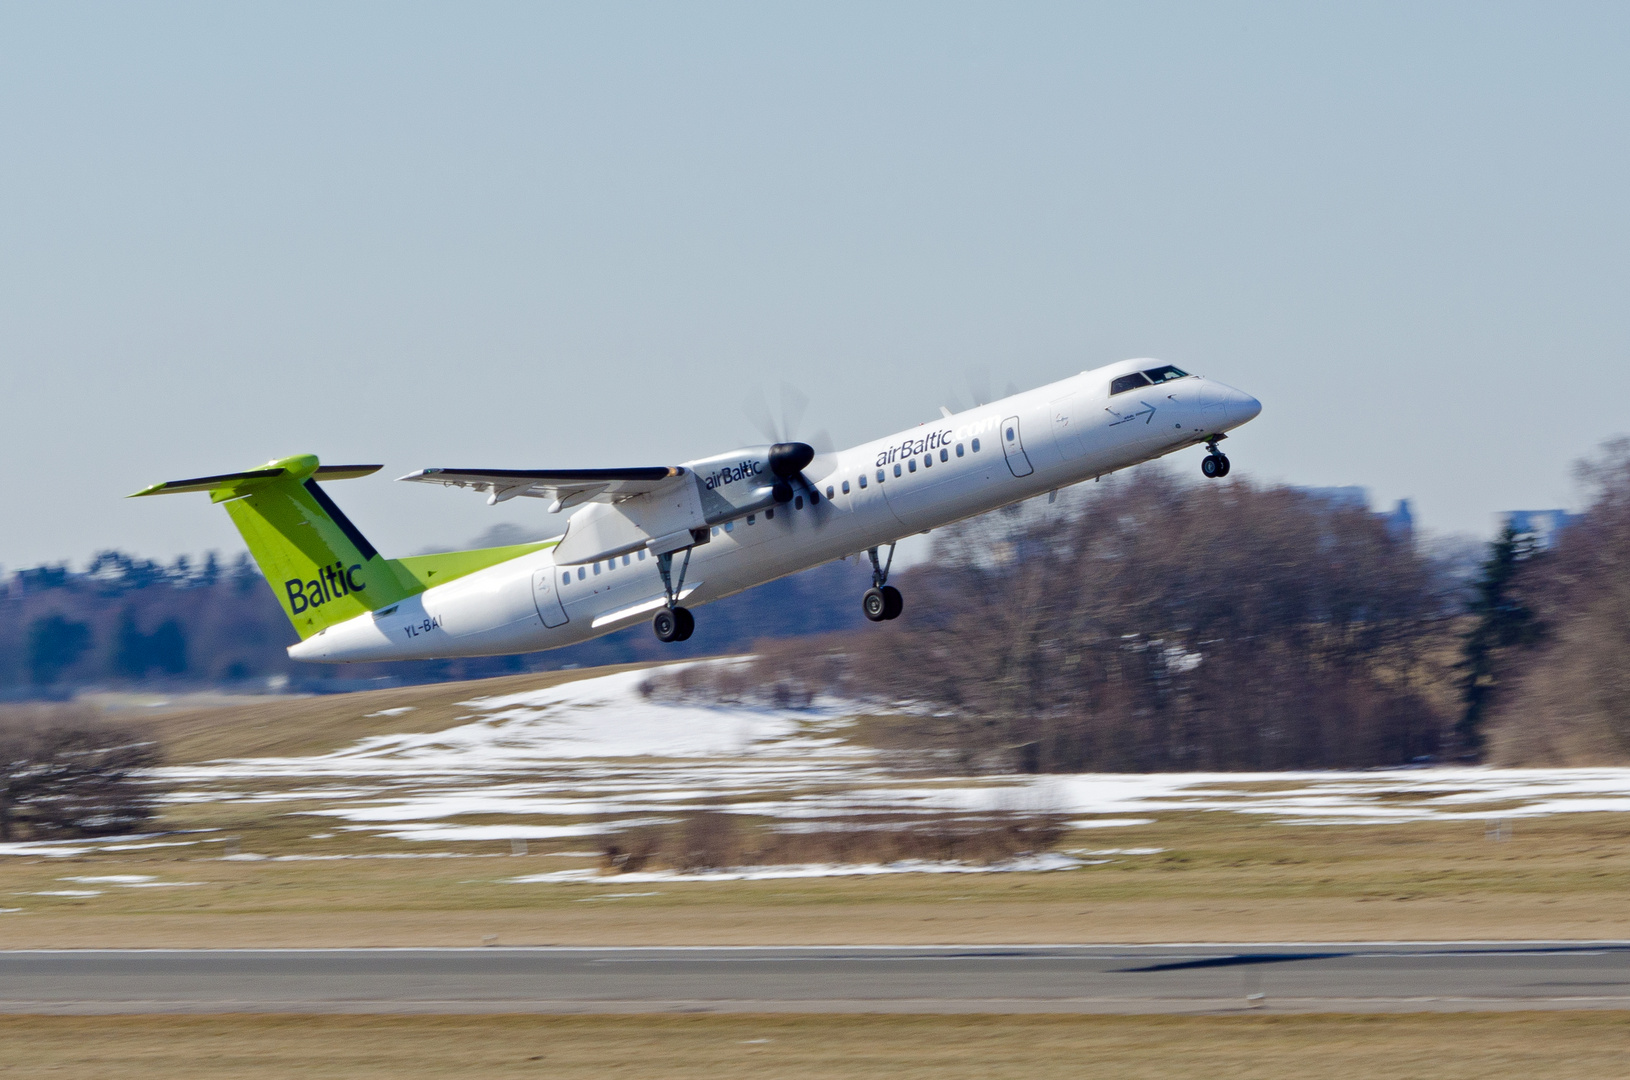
399 466 683 507
132 463 382 498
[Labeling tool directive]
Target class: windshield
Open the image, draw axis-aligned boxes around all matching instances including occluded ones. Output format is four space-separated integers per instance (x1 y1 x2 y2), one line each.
1109 372 1152 396
1142 364 1189 384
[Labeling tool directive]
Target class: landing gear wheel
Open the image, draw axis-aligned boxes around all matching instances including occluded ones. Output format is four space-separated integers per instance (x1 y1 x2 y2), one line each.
1202 453 1231 479
880 585 903 620
863 588 889 622
653 607 692 643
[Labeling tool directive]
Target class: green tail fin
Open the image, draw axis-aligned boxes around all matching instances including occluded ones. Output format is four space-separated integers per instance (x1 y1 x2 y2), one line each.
133 454 410 637
132 454 556 640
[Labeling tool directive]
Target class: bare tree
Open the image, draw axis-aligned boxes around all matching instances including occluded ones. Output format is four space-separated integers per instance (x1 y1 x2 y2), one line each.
0 710 164 840
664 470 1458 771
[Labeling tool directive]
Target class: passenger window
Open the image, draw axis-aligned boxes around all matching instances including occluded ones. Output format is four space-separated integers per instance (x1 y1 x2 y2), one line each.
1110 372 1153 395
637 549 646 560
922 455 931 468
971 438 980 452
724 520 733 533
1005 426 1015 441
841 480 850 494
593 563 601 575
826 485 835 499
940 448 948 462
877 469 886 483
859 475 868 488
766 507 775 519
893 463 902 477
795 495 804 509
956 443 964 457
562 572 570 585
747 514 755 524
712 527 719 536
622 555 630 565
1142 364 1189 384
908 458 917 473
577 567 585 580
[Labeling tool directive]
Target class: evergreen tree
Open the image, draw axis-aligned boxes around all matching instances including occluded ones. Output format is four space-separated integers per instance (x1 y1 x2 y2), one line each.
1456 524 1543 757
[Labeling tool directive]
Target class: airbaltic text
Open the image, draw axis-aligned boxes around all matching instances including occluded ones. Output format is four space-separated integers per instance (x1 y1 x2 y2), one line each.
703 459 764 490
876 429 952 467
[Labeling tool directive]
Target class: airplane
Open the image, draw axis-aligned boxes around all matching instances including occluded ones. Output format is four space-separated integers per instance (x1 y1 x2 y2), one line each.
132 359 1260 662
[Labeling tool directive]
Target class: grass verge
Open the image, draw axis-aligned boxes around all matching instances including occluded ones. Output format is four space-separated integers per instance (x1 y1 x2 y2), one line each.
3 1013 1629 1079
2 811 1629 946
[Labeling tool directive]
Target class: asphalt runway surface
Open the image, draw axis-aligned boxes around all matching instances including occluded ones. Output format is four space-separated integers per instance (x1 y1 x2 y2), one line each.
4 943 1630 1014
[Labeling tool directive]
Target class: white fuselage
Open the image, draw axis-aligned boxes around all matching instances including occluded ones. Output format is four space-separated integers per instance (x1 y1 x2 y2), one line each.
290 360 1260 662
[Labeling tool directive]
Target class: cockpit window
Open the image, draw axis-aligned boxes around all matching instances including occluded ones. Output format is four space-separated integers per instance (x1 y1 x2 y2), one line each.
1142 364 1189 384
1109 372 1152 396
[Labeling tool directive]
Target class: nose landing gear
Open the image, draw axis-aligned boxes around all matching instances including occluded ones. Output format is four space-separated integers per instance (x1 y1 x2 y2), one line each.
863 543 903 622
1201 436 1231 479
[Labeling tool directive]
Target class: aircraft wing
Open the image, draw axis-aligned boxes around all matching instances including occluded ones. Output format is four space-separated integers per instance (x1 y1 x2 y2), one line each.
397 466 685 508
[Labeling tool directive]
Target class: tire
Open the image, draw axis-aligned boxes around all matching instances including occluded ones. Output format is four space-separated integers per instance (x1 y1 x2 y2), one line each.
673 606 695 641
880 585 904 620
652 608 680 642
1201 454 1221 479
862 587 889 622
1215 454 1231 477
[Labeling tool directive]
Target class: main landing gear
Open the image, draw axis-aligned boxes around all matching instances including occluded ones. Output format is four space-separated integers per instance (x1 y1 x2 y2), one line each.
863 543 903 622
1201 437 1232 479
652 548 696 643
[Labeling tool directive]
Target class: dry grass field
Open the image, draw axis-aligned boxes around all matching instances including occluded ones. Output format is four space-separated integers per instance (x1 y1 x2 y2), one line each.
3 666 1630 947
2 811 1628 948
3 1013 1629 1079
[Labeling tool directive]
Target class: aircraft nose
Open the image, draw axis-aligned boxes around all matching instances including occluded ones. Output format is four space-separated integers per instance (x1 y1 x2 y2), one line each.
1227 387 1262 426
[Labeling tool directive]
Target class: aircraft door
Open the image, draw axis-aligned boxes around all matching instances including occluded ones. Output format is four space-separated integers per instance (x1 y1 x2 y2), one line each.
1050 394 1087 461
531 566 570 628
1000 415 1034 477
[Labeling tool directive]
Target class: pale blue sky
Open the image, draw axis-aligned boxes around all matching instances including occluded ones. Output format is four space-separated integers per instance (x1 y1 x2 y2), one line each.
4 3 1628 569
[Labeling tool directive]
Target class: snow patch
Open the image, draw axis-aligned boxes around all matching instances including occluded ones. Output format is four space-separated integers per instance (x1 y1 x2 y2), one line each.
134 665 1630 870
511 853 1085 884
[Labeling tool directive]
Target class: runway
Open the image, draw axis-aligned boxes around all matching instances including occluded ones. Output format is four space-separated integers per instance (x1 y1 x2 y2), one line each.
3 943 1629 1014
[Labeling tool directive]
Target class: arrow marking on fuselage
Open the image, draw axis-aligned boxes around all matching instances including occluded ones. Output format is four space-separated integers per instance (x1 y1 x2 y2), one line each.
1105 400 1158 426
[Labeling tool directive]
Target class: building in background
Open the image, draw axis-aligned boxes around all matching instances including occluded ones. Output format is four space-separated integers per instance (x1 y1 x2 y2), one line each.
1296 486 1414 543
1504 509 1578 549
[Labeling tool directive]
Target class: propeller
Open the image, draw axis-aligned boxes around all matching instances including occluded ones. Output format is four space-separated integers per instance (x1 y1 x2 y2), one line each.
768 441 817 505
967 368 993 408
945 369 995 415
744 385 831 508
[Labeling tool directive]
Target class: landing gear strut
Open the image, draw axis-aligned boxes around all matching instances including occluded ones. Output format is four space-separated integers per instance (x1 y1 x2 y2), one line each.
652 548 695 643
1201 436 1231 479
863 543 903 622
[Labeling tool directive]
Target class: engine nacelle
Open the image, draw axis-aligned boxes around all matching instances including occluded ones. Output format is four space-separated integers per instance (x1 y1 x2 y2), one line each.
686 445 784 524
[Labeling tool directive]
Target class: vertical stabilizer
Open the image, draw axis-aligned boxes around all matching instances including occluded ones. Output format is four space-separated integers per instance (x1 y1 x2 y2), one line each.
132 455 412 638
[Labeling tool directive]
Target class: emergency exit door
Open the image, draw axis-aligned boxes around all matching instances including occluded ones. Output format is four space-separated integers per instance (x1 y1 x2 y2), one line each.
1001 415 1034 477
531 567 570 627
